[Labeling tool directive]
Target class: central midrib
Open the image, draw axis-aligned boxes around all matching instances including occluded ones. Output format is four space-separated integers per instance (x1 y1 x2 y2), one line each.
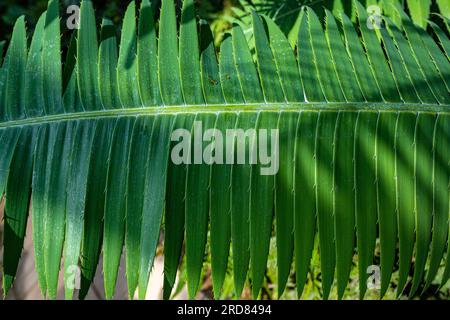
0 102 449 128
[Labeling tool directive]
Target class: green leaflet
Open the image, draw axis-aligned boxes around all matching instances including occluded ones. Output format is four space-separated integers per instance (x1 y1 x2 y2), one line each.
355 2 402 103
63 120 96 299
295 111 318 298
409 113 435 297
63 33 84 113
334 112 357 299
78 0 102 111
180 0 204 105
138 115 174 299
384 17 437 104
159 0 183 106
124 114 175 299
25 13 46 117
406 0 431 29
396 6 449 104
0 128 20 197
339 12 382 102
43 0 63 114
262 15 304 103
231 112 258 297
2 127 37 295
137 0 162 107
232 25 264 103
331 0 354 17
380 21 421 103
430 21 450 61
103 117 134 299
439 114 450 288
442 15 450 31
423 114 450 292
325 10 364 103
376 112 398 298
63 31 77 95
80 119 116 299
5 16 27 120
185 113 217 298
275 111 298 297
395 112 417 296
418 26 450 93
126 116 155 298
249 112 277 298
99 19 121 110
199 22 225 105
118 1 142 108
199 23 228 295
31 125 50 296
354 112 378 299
437 0 450 18
209 112 237 297
315 111 338 300
297 11 325 102
45 122 76 299
219 36 244 104
163 114 195 299
380 0 403 27
307 8 345 102
252 13 284 103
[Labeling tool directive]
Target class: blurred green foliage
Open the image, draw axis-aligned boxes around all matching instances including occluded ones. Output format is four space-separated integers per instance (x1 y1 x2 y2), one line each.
0 0 236 42
1 0 447 46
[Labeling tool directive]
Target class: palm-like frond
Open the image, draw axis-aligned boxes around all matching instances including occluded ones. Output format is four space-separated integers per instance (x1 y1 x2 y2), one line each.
0 0 449 300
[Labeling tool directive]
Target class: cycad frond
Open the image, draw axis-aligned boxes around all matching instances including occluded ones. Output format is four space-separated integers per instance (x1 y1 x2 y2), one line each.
0 0 449 300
